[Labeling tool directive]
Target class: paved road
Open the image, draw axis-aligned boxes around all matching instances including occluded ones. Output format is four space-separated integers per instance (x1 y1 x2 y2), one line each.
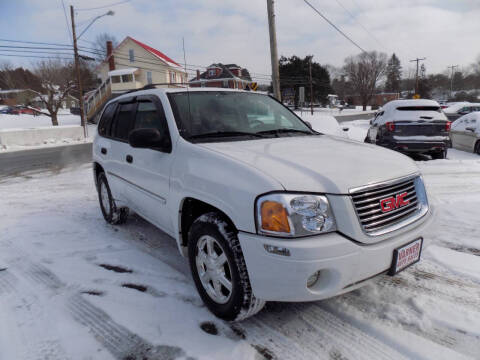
334 111 375 123
0 142 92 179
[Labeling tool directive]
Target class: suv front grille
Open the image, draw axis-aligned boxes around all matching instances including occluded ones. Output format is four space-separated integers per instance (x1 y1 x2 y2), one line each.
351 175 424 235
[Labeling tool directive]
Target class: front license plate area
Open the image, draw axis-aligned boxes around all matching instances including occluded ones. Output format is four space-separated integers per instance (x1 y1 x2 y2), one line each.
388 238 423 276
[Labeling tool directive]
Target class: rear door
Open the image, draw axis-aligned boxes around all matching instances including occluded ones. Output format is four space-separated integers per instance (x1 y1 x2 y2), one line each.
123 95 175 234
463 118 478 151
393 106 448 139
450 117 468 150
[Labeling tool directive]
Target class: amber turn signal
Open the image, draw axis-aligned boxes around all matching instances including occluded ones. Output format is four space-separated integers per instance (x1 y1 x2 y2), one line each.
261 201 291 233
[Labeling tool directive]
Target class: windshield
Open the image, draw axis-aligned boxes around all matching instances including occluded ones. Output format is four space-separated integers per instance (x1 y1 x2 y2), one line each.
167 91 315 141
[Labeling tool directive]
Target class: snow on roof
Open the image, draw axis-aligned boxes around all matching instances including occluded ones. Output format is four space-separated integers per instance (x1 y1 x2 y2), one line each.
108 68 138 76
383 99 440 110
128 37 182 69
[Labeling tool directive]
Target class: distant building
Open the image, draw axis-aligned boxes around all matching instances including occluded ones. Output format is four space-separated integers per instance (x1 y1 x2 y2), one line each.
189 63 252 89
96 36 187 93
0 89 37 106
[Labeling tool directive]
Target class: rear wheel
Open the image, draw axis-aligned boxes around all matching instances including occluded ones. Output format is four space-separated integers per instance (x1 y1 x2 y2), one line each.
188 212 265 321
97 172 129 224
475 141 480 155
431 148 447 160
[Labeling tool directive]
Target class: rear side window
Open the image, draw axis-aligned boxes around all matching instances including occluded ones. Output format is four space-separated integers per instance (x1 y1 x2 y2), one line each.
98 102 117 137
133 101 168 135
111 103 136 141
396 106 441 112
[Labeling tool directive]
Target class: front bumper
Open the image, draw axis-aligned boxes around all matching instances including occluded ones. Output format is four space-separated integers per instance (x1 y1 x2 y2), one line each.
238 206 434 302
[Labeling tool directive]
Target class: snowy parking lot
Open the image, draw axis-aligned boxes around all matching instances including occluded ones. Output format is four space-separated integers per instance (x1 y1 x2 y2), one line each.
1 123 480 359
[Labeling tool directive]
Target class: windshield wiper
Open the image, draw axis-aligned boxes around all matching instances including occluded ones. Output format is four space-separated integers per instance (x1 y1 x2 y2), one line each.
256 128 316 136
188 131 265 140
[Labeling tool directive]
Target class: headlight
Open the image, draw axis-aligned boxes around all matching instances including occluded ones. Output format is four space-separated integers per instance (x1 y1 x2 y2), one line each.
256 193 336 237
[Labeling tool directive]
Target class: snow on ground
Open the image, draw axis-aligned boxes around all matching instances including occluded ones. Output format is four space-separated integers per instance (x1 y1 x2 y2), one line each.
0 110 95 152
0 143 479 359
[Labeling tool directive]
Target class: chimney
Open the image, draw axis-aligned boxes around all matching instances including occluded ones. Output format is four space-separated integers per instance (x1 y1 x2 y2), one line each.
106 41 115 71
196 70 200 80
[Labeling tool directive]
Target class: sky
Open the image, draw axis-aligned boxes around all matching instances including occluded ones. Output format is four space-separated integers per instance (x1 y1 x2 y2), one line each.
0 0 479 83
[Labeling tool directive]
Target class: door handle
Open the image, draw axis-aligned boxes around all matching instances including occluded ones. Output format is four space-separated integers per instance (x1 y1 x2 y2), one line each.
126 155 133 163
101 147 107 155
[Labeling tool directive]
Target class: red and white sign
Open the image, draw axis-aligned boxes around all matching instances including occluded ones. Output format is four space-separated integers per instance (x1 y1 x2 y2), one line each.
390 238 423 275
380 192 410 213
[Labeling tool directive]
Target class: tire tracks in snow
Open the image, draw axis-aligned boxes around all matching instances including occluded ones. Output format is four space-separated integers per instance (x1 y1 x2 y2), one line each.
1 242 186 360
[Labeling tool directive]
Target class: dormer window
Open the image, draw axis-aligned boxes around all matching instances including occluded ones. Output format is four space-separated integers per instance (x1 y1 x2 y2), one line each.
208 69 216 77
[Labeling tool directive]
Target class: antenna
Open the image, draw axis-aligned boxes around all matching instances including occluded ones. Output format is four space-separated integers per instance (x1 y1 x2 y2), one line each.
183 37 192 132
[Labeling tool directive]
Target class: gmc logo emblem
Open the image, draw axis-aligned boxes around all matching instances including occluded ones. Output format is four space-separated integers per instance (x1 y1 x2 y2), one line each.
380 192 410 213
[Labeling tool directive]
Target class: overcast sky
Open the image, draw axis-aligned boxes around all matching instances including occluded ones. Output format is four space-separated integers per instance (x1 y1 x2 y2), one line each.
1 0 479 82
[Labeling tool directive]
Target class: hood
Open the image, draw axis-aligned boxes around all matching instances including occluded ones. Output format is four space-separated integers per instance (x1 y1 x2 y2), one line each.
199 135 419 194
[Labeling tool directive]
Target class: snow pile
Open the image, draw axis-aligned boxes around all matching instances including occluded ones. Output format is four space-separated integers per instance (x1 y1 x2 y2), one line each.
295 111 346 137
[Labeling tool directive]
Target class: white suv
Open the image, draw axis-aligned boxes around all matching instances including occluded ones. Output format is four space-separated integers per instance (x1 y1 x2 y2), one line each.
93 88 433 321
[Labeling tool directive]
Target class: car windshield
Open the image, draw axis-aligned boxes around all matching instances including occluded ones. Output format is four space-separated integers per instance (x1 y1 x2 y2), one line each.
167 91 315 142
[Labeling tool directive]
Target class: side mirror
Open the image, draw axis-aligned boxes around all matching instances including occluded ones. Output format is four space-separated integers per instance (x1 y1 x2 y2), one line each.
128 128 170 151
466 127 475 132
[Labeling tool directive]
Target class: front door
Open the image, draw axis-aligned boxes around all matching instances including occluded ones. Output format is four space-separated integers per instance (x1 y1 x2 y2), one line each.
123 95 175 235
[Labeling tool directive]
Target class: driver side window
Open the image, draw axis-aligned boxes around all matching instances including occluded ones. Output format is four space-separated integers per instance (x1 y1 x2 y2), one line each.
133 100 169 137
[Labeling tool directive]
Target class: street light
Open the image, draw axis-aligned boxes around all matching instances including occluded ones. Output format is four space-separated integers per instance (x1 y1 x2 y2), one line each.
70 6 114 139
78 11 115 39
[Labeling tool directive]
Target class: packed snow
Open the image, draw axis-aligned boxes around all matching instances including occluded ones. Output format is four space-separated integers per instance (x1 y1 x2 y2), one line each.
0 125 479 359
0 111 94 152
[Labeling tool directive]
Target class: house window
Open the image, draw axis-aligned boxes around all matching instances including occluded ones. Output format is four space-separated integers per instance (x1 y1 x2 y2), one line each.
111 75 121 83
147 71 152 84
129 49 134 62
223 80 228 88
208 69 216 77
121 74 133 83
170 72 175 83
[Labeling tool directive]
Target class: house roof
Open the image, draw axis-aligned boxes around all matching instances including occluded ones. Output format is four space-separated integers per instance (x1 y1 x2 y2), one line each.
97 36 183 71
127 37 181 68
190 63 252 82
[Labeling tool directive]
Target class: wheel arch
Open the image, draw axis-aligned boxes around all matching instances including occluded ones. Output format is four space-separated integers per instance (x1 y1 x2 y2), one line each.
178 197 237 250
93 162 105 188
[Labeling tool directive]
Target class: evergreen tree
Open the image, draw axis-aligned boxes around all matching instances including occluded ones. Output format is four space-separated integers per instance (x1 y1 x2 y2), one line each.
278 55 332 107
384 53 402 93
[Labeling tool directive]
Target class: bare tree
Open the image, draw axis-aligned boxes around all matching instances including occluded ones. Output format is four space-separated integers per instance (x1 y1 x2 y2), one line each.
343 51 387 110
94 33 118 61
0 61 16 89
33 60 76 126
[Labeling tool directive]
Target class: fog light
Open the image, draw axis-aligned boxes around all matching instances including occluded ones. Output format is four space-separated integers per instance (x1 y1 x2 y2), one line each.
264 244 290 256
307 271 320 288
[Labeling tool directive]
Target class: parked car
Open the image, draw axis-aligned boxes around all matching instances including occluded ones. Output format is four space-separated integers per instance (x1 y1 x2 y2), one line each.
15 105 41 115
365 99 451 159
93 88 433 321
0 106 20 115
443 102 480 121
450 112 480 154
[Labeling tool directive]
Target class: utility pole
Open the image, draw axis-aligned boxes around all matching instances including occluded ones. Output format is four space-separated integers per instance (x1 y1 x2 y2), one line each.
309 57 314 115
410 57 426 96
448 65 458 99
266 0 281 101
70 5 87 139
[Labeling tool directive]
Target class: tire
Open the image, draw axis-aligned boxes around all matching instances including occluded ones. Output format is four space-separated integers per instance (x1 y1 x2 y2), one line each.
97 172 129 224
475 141 480 155
188 212 265 321
364 136 370 143
431 148 447 160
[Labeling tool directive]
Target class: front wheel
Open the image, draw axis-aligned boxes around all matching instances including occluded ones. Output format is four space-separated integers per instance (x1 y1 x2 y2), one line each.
188 212 265 321
97 172 129 224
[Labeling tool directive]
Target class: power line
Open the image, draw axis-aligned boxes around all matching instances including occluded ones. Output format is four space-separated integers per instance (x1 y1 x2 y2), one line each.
75 0 132 11
0 53 72 60
303 0 367 53
332 0 387 52
0 38 71 47
61 0 73 43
